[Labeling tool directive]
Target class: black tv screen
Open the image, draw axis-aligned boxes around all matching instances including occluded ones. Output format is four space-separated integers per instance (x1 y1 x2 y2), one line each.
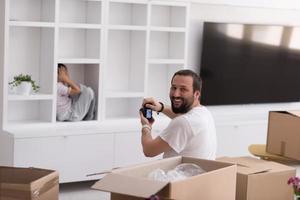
200 22 300 105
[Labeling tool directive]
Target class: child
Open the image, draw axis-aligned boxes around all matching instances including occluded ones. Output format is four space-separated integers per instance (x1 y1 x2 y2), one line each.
57 63 96 121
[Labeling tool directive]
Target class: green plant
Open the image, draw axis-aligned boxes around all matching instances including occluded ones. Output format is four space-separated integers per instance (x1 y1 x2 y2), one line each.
9 74 40 92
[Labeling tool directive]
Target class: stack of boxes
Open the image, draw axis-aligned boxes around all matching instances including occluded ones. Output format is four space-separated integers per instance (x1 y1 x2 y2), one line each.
244 110 300 200
266 111 300 161
92 110 300 200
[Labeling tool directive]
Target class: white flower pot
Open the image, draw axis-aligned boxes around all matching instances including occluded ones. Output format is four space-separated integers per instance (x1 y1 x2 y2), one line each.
15 81 32 95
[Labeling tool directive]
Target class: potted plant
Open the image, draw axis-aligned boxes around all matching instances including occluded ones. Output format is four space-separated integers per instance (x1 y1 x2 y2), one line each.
288 176 300 200
9 74 39 95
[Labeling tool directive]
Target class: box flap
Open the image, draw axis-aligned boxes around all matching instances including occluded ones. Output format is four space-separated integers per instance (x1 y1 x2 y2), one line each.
237 165 270 175
91 173 169 198
217 157 271 175
272 110 300 117
286 110 300 117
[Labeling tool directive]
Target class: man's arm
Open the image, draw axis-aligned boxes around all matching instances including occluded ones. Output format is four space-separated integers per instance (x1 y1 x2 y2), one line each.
139 111 172 157
141 126 172 157
159 104 178 119
143 97 179 119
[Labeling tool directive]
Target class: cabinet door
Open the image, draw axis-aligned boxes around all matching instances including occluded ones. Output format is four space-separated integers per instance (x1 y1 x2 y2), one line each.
114 132 145 167
14 134 114 183
62 134 114 182
114 132 160 168
14 136 65 173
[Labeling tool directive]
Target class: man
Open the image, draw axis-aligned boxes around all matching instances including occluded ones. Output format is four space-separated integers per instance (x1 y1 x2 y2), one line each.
139 69 217 159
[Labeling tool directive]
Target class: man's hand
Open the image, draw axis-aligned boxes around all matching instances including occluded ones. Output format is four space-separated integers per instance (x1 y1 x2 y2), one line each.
142 97 163 112
143 97 179 119
139 110 155 126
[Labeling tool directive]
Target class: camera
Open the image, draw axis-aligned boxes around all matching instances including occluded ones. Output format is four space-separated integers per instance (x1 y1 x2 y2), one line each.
140 106 153 119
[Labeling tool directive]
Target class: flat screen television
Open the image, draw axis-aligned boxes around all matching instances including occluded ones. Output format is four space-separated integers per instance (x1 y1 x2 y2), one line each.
200 22 300 105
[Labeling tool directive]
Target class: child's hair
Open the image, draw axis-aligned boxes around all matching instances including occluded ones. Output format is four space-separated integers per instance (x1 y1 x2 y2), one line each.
58 63 67 71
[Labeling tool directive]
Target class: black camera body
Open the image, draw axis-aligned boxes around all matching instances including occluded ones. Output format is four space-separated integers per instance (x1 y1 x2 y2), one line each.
140 106 153 119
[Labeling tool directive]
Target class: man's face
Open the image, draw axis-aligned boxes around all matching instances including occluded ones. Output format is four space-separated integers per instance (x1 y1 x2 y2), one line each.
169 75 199 114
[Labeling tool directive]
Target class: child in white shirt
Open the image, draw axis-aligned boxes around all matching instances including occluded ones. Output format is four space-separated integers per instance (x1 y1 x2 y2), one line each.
57 63 95 121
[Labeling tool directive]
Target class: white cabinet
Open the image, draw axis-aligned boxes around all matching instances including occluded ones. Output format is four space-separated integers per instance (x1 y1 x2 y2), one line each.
14 136 66 175
114 132 149 167
0 0 189 183
9 130 115 183
61 134 114 182
1 0 189 127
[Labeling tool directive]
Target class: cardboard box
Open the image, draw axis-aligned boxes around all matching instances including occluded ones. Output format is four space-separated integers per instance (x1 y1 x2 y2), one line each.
266 110 300 160
218 156 296 200
0 166 59 200
92 156 237 200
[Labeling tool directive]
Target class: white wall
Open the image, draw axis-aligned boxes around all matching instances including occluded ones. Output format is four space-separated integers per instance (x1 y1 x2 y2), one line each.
187 2 300 157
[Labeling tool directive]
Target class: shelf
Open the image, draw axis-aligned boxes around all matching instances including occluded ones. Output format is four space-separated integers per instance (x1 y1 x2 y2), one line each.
149 31 185 60
148 59 185 64
105 30 146 92
9 21 55 28
4 118 143 139
8 26 55 94
108 25 147 31
59 0 102 24
150 26 186 32
58 28 101 59
59 23 102 29
147 64 184 104
57 58 101 64
7 100 53 124
5 120 54 130
109 1 147 26
9 0 55 22
105 97 143 119
150 4 186 28
109 0 147 3
8 94 53 101
105 91 144 98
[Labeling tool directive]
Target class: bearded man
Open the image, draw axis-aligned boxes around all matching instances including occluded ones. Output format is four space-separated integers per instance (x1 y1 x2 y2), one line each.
139 69 217 159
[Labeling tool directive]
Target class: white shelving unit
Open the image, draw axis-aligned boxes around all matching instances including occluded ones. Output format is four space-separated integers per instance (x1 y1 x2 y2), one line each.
0 0 189 182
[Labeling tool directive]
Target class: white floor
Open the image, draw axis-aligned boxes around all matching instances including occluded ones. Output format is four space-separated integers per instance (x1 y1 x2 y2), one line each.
59 181 110 200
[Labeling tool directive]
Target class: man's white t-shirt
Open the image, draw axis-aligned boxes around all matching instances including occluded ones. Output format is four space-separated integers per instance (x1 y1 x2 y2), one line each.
159 106 217 159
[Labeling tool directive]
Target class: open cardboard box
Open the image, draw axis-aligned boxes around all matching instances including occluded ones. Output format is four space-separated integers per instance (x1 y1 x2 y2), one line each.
0 166 59 200
92 156 237 200
218 156 296 200
266 110 300 160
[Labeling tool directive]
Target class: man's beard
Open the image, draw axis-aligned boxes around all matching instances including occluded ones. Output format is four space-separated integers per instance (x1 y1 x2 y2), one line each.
170 96 194 114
